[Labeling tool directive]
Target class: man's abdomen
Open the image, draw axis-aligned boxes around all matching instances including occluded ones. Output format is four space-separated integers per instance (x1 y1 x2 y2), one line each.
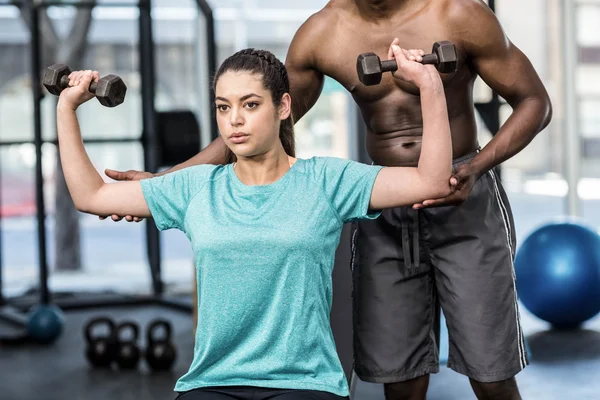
365 115 480 167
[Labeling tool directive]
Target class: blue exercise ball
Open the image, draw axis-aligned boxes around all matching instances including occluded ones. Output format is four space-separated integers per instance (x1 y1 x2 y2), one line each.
515 221 600 329
26 304 65 344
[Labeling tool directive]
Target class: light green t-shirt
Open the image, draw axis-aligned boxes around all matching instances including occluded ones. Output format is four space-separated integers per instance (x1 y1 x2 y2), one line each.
140 156 382 396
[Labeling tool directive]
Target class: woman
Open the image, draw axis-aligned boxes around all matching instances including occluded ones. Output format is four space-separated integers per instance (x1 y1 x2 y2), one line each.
56 44 453 399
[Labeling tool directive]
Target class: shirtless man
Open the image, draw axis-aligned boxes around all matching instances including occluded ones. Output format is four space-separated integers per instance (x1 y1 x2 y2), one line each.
105 1 552 399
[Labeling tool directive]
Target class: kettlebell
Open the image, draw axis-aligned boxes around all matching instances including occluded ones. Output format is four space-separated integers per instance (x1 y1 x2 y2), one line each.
114 321 141 369
84 317 117 368
145 319 177 371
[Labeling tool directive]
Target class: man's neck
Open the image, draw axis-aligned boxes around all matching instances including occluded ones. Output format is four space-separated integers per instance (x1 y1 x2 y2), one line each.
353 0 420 20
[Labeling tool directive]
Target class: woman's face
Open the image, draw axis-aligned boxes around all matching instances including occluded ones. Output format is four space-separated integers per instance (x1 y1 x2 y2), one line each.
215 70 289 159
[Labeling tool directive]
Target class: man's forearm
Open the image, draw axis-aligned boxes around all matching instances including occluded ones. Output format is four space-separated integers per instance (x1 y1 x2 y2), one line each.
470 96 552 176
155 136 231 177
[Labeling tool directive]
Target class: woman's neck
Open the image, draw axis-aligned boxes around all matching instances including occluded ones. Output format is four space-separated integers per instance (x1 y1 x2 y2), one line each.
233 149 296 186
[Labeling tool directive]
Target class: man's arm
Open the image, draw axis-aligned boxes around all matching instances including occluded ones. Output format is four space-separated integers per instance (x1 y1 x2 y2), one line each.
285 12 327 122
102 12 330 221
164 10 331 173
162 11 329 174
155 136 231 176
454 0 552 176
110 11 329 183
104 136 231 185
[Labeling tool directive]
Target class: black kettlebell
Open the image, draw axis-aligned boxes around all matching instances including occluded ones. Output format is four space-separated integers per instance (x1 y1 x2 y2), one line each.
114 321 141 369
84 317 117 368
145 319 177 371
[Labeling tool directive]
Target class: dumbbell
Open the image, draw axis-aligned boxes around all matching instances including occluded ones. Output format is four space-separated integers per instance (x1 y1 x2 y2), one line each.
356 41 458 86
43 64 127 107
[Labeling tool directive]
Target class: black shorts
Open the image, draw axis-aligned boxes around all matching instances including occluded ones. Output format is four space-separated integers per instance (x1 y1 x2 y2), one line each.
351 150 528 383
175 386 348 400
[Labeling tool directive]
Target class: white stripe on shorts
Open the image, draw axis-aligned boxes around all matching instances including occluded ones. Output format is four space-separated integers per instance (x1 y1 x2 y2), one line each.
489 170 527 370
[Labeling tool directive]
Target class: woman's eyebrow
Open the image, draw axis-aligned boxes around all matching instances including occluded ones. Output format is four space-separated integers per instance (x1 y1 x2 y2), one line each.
215 93 263 102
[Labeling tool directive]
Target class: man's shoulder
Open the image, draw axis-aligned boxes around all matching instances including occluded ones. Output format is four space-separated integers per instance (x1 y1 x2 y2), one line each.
287 2 353 66
441 0 508 55
442 0 497 29
311 1 349 22
441 0 489 13
293 5 340 43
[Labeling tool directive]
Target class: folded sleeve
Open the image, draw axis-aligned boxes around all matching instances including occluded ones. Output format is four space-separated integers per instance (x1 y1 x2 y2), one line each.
319 157 383 223
140 166 210 231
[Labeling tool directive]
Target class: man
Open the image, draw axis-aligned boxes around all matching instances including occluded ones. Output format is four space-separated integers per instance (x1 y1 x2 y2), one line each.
106 1 552 399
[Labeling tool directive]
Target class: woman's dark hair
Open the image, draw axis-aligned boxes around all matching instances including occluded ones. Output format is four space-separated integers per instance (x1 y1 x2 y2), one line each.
213 48 295 161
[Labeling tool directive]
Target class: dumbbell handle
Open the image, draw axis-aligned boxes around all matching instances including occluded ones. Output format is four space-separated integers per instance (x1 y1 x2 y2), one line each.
58 75 99 94
380 53 439 73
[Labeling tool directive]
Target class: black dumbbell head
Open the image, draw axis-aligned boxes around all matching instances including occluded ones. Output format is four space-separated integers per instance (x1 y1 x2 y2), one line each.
96 75 127 107
43 64 71 96
357 52 384 86
433 41 458 73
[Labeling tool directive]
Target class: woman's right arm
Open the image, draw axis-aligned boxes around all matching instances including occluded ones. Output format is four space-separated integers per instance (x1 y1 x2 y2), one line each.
57 70 151 218
369 42 454 210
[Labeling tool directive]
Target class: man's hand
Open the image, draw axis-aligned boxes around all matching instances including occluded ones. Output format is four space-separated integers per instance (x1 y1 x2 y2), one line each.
412 164 478 209
106 169 153 182
100 169 153 222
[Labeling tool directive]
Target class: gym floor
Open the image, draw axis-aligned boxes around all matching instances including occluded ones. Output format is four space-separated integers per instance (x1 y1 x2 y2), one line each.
1 303 599 399
0 304 195 400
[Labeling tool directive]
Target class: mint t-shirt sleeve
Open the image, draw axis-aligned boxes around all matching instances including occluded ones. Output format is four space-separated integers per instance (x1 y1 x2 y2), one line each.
139 166 208 231
319 157 383 223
